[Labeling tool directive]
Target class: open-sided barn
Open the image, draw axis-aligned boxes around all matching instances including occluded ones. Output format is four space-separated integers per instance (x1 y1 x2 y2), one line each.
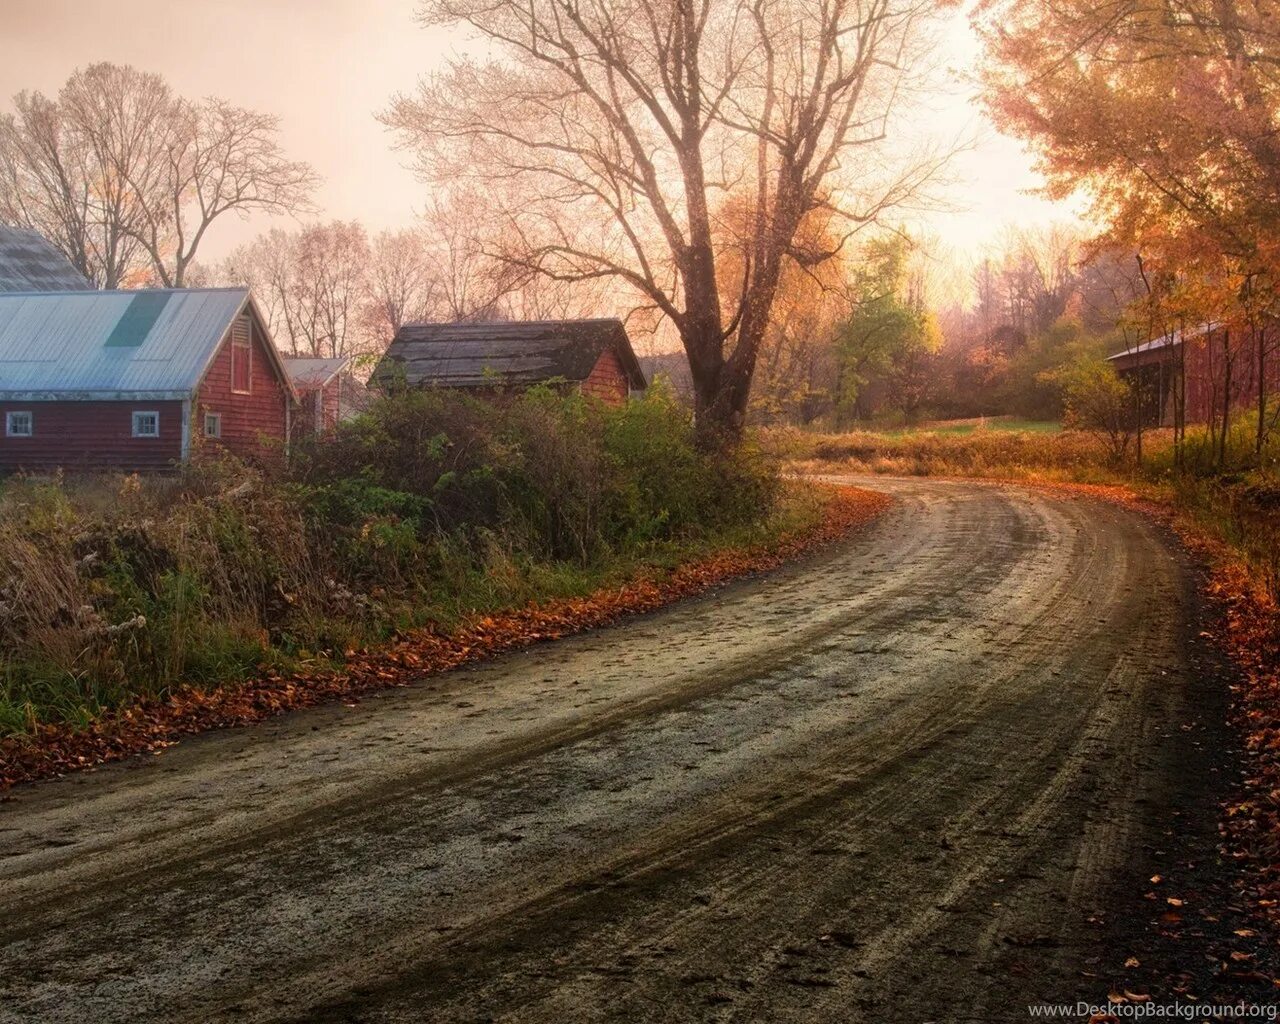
372 319 647 404
283 356 349 438
1109 324 1280 427
0 287 298 472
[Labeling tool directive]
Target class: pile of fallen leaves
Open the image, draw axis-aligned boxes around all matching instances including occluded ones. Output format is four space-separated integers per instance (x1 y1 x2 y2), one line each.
1205 556 1280 911
0 484 890 789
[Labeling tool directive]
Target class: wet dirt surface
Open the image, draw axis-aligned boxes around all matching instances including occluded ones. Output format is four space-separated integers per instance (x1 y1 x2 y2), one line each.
0 477 1241 1022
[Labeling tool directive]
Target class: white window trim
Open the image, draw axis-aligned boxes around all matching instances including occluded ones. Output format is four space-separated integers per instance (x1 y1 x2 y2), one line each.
204 412 222 439
5 411 32 437
132 410 161 438
231 319 253 395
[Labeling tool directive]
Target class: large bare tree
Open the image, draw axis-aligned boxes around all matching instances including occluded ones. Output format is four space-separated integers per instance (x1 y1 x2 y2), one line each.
0 63 316 289
385 0 952 439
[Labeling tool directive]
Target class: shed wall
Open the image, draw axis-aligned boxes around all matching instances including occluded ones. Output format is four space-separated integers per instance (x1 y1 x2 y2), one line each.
0 400 184 471
581 348 630 405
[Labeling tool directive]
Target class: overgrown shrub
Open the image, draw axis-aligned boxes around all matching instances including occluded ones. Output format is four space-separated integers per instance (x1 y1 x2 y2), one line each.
0 385 778 735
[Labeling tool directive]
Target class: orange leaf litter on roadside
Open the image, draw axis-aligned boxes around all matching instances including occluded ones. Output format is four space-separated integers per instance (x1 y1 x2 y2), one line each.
0 484 891 790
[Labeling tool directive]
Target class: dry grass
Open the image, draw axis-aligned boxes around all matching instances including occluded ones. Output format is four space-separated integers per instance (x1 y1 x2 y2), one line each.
772 424 1144 483
0 387 782 738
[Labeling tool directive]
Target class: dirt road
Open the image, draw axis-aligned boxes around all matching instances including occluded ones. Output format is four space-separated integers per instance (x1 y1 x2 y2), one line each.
0 478 1232 1022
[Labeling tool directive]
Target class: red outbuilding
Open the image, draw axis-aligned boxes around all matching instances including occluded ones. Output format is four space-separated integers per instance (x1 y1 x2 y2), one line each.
0 288 299 472
1109 324 1280 427
283 356 350 439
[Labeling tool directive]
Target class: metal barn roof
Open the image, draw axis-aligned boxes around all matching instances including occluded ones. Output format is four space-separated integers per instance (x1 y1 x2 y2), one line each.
0 288 261 399
282 355 349 390
0 226 92 292
1108 323 1216 362
372 318 647 391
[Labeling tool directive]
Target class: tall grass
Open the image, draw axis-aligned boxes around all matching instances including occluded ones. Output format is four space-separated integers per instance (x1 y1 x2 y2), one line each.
0 384 780 737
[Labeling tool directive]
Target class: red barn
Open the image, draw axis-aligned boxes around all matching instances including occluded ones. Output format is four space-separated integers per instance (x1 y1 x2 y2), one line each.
1109 324 1280 427
372 319 647 404
0 288 298 472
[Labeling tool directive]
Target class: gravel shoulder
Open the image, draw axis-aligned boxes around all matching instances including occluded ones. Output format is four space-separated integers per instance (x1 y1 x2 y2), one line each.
0 477 1238 1022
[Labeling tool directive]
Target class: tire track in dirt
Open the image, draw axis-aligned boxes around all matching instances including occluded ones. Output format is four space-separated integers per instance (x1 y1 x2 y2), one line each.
0 478 1213 1023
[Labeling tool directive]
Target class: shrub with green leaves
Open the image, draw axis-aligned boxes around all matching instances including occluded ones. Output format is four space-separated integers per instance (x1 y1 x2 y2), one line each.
0 384 778 736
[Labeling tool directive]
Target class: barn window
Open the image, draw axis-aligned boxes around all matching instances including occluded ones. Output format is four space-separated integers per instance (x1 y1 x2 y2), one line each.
204 412 222 439
132 411 160 438
5 411 32 437
231 317 252 394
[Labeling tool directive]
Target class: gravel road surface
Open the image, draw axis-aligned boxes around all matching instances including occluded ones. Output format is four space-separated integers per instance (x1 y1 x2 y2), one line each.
0 477 1226 1022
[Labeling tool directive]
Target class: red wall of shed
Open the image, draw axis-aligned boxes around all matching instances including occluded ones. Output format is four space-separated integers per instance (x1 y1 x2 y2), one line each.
581 348 630 405
0 400 183 472
1181 329 1280 424
291 378 343 439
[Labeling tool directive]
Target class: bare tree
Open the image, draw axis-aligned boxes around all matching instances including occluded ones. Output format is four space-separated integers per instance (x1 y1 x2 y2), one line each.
222 222 374 359
365 228 440 343
129 99 319 287
0 63 315 289
0 65 165 287
385 0 952 442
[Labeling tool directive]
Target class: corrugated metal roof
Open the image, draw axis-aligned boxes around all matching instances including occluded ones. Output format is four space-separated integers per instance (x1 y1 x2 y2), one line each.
0 226 92 292
282 356 349 389
1108 322 1216 361
0 288 252 398
372 319 647 391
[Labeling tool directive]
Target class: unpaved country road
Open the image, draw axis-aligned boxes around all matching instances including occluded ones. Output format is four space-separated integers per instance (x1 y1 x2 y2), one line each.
0 477 1230 1023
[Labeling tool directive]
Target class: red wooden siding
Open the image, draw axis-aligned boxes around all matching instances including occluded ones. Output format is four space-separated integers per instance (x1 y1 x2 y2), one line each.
195 314 290 463
581 348 630 405
0 400 183 472
1181 329 1280 424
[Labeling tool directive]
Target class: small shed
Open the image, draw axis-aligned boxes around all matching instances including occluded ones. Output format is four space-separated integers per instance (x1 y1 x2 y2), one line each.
372 319 647 404
0 226 91 292
283 356 349 437
0 288 298 472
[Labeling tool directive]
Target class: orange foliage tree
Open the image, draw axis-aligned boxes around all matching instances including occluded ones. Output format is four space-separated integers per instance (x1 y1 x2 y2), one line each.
977 0 1280 460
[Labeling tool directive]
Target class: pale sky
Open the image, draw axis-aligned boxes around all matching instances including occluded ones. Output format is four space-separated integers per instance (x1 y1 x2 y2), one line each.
0 0 1077 269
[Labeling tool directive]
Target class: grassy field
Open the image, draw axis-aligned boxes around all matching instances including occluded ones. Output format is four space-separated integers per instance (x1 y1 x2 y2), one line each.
868 416 1062 438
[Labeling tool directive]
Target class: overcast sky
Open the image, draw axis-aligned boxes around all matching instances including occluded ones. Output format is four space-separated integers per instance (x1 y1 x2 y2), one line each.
0 0 1078 271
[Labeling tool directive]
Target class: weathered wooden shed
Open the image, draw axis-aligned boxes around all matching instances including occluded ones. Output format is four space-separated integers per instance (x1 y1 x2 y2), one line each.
1109 323 1280 427
0 288 298 472
372 319 647 404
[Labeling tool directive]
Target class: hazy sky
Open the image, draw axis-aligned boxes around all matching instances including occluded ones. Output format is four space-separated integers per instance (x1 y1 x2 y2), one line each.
0 0 1077 269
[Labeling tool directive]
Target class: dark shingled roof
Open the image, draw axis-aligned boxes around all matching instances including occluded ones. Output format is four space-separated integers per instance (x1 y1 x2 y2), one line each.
0 226 92 292
372 318 647 392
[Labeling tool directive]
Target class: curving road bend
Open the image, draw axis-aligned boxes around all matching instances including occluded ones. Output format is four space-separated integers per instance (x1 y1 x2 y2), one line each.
0 477 1221 1022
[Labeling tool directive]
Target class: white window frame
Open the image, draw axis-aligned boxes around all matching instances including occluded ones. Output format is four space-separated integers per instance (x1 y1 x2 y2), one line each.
131 410 161 438
5 411 32 437
204 412 222 439
230 318 253 395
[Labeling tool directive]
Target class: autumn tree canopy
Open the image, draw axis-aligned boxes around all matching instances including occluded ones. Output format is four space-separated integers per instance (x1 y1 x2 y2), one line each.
978 0 1280 454
385 0 955 441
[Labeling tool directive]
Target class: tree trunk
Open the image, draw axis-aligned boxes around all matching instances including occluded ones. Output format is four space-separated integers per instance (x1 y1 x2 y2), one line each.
1219 329 1232 470
1257 324 1268 461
